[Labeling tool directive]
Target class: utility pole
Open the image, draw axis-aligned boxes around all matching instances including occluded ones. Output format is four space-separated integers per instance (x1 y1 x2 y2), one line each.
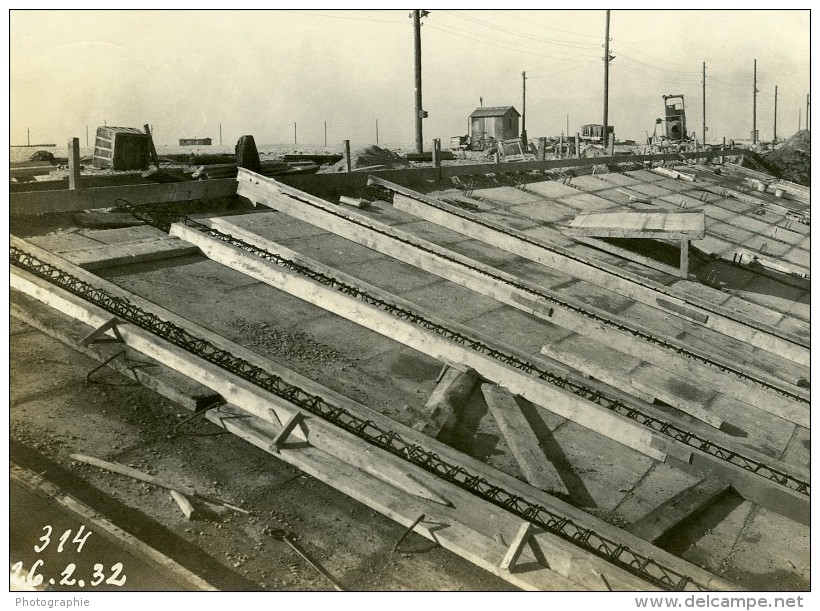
86 125 89 146
412 10 429 154
219 123 223 145
773 86 778 143
566 114 569 137
702 62 706 144
521 71 527 145
602 10 612 149
376 119 379 144
324 121 327 147
806 93 810 131
798 107 801 131
27 127 30 146
752 59 758 144
294 122 297 145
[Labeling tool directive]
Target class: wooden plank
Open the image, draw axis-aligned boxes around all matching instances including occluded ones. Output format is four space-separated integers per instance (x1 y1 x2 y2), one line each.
482 384 568 494
4 240 765 583
171 221 673 462
414 366 478 442
380 182 808 362
500 520 534 571
627 477 730 543
169 490 196 519
9 178 237 215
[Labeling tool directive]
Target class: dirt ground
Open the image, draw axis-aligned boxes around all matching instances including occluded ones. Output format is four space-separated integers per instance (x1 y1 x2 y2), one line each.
9 314 516 592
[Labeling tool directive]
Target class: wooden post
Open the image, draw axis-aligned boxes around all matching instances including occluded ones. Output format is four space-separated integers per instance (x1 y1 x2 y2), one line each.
575 133 581 159
558 135 564 159
343 139 352 173
432 138 441 167
721 137 726 164
68 137 81 190
143 124 160 170
680 237 689 279
537 137 546 161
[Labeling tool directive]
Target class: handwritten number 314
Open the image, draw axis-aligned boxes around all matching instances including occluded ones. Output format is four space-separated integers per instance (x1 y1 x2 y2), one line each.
34 525 92 554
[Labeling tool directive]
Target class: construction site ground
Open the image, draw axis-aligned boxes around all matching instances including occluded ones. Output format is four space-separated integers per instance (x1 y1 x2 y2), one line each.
9 161 810 592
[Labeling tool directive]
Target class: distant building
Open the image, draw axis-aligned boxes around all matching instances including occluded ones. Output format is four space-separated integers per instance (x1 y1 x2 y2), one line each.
179 138 212 146
469 106 520 148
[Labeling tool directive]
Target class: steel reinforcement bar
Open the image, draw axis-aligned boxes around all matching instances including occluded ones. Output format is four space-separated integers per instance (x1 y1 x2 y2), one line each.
11 243 708 591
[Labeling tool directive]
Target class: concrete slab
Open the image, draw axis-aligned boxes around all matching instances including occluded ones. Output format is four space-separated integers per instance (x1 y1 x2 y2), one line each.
494 258 572 291
553 278 637 315
720 507 809 591
548 333 643 376
732 276 808 315
691 235 734 256
507 200 580 225
465 306 575 357
709 197 756 215
701 205 739 221
523 180 583 199
651 178 693 192
658 193 711 210
723 213 780 235
389 219 473 246
612 464 701 527
352 258 445 295
783 297 811 324
28 231 104 253
718 296 786 328
472 186 543 206
550 420 655 512
470 209 542 231
672 497 754 574
400 281 509 325
707 225 757 245
77 225 169 244
442 237 530 269
559 192 619 212
630 362 720 406
704 394 798 461
223 210 328 240
355 200 418 226
519 225 577 248
624 169 667 182
564 175 612 192
766 226 807 246
779 245 810 268
624 183 675 198
593 173 642 187
278 232 384 266
741 236 793 258
779 425 810 467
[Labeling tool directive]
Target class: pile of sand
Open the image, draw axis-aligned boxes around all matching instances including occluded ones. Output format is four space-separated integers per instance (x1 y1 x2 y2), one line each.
327 144 410 172
742 130 810 186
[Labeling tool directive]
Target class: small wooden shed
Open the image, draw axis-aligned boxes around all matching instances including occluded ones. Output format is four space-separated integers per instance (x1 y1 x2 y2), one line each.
92 126 151 170
469 106 520 145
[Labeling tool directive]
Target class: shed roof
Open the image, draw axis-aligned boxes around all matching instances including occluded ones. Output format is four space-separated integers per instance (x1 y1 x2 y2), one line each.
469 106 520 118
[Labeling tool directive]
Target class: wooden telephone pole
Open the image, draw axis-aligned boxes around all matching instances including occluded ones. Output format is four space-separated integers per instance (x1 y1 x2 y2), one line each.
602 10 612 149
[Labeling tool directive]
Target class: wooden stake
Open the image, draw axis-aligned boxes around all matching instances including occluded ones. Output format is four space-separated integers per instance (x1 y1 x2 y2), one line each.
68 137 81 190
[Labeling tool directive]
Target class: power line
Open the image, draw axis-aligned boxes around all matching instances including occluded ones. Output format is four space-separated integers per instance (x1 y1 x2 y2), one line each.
288 10 406 25
490 9 601 39
442 9 599 50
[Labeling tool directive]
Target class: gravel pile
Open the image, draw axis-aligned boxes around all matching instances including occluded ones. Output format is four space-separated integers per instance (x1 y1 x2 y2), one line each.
235 318 353 367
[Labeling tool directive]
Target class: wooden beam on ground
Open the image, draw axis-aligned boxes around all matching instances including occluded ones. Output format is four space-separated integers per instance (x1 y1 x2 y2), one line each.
4 239 775 582
375 178 808 362
237 173 808 427
169 490 196 520
627 477 730 543
482 384 568 495
9 178 237 215
171 221 676 463
414 366 478 443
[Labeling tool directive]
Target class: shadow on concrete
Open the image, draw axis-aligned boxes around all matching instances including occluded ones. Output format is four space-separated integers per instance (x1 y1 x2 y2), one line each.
517 397 597 508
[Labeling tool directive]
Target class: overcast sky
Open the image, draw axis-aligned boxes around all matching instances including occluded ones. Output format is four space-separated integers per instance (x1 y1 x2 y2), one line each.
8 8 811 148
